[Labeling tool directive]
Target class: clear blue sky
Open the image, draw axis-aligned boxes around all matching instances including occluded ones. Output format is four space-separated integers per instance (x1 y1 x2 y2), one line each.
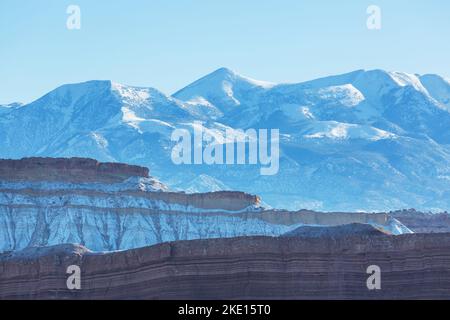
1 0 449 104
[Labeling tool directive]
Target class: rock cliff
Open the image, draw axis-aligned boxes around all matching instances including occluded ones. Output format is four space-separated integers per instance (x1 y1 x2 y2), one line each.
1 233 450 300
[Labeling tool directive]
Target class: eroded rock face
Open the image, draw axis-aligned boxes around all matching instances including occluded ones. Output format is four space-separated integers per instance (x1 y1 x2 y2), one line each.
1 234 450 300
0 157 411 253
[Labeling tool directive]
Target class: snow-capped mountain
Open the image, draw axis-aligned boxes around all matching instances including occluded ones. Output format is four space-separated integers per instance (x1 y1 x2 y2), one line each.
1 68 450 211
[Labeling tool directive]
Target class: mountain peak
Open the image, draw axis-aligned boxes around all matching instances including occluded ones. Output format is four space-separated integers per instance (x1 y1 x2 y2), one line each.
57 79 112 90
210 67 237 77
209 67 276 89
173 67 275 108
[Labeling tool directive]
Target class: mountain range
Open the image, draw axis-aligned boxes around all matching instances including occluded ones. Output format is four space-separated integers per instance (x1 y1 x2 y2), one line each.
1 68 450 212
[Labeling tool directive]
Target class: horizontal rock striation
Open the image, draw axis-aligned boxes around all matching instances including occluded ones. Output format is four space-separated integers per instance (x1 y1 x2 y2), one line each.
0 191 408 252
1 233 450 300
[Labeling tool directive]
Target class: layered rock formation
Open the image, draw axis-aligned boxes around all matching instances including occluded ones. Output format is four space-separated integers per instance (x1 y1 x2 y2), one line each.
1 233 450 300
0 158 410 253
2 157 450 300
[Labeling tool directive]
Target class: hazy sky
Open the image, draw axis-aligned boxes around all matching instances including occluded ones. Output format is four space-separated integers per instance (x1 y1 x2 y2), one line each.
1 0 449 104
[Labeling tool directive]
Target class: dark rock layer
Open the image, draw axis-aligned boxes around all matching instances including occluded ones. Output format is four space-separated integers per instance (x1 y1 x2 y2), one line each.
281 223 389 238
0 157 150 183
1 234 450 300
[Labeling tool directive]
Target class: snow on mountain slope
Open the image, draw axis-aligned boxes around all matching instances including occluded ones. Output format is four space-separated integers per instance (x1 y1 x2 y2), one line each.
420 74 450 111
0 80 211 160
0 103 23 115
112 82 193 122
387 71 429 94
301 121 395 141
1 69 450 212
173 68 274 120
0 81 120 158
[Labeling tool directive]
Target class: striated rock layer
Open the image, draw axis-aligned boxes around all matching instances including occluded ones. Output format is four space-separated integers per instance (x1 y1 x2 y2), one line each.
1 233 450 300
